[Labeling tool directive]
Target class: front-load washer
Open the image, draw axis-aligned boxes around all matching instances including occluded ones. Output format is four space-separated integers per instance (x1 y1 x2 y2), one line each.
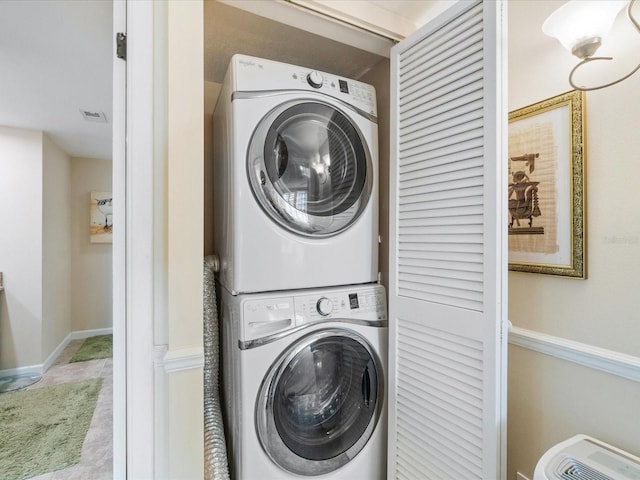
220 283 387 479
213 54 379 294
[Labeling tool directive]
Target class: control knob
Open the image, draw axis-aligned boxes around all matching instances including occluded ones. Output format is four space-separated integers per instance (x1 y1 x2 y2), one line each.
307 71 324 88
316 297 333 316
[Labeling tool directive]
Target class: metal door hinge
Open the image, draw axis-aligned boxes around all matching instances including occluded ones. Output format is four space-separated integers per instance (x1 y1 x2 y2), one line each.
116 32 127 60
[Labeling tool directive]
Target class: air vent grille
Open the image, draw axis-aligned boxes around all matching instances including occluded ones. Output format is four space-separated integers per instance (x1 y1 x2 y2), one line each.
556 457 614 480
79 109 108 123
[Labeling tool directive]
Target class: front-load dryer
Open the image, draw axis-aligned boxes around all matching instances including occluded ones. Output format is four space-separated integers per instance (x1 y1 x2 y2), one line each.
213 54 379 294
220 283 387 479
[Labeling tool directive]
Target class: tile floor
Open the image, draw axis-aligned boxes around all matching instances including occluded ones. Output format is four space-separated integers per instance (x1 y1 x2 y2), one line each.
25 339 113 480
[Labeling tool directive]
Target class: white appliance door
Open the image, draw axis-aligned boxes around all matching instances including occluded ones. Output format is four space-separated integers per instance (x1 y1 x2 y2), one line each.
247 100 373 236
388 1 507 479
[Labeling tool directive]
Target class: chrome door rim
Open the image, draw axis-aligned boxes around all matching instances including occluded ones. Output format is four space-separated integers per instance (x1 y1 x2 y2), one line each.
246 99 373 238
255 328 383 476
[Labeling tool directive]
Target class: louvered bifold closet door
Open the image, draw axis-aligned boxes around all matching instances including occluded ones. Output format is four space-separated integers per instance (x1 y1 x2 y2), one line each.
387 1 507 480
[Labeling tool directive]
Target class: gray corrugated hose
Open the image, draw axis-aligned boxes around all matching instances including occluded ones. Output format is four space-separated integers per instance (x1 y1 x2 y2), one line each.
204 255 230 480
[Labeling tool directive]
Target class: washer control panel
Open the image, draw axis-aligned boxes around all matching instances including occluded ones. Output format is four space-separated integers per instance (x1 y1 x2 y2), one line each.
240 284 387 341
294 286 387 325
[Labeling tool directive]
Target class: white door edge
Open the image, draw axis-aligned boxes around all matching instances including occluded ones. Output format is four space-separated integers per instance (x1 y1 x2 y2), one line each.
112 0 126 477
113 1 157 478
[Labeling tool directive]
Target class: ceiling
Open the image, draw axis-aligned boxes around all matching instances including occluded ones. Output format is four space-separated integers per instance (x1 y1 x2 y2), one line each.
0 0 113 160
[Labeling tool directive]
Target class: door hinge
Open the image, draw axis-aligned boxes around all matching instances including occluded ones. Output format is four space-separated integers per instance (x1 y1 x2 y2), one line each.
116 32 127 61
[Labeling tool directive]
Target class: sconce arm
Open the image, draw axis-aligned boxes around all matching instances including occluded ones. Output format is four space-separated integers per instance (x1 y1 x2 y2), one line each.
569 56 640 91
629 0 640 32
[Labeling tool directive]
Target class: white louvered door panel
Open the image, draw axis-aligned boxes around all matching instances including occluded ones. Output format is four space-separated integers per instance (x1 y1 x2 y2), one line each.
388 1 507 479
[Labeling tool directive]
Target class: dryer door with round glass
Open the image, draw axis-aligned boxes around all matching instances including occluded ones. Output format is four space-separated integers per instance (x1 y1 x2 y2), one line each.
248 101 373 237
256 329 382 476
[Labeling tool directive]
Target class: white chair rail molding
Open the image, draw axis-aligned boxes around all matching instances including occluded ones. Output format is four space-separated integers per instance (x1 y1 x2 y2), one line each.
509 326 640 383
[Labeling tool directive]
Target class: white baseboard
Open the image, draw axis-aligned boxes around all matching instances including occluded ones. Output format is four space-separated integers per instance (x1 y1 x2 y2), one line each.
42 332 73 373
154 345 170 479
70 327 113 340
509 326 640 383
0 327 113 378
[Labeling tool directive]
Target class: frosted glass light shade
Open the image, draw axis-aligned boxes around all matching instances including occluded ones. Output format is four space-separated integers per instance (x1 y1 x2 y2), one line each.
542 0 627 58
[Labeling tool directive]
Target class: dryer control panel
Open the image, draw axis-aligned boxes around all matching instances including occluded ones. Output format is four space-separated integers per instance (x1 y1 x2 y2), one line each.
240 284 387 342
232 54 377 118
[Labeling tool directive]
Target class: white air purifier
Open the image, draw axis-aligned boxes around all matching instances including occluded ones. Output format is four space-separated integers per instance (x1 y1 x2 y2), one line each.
534 434 640 480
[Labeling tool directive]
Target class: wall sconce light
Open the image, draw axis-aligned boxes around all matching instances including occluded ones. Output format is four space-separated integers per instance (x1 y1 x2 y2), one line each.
542 0 640 91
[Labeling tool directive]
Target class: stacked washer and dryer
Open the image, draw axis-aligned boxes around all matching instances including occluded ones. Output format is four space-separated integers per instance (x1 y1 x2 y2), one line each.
213 54 387 480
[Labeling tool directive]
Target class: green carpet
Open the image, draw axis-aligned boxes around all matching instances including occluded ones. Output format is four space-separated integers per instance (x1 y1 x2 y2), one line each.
0 378 103 480
70 334 112 363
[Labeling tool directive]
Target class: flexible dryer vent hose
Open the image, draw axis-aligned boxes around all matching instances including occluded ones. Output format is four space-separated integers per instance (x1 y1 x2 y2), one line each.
203 255 230 480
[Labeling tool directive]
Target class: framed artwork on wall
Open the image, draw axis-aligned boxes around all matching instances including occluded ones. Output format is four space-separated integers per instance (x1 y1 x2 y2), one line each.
90 191 113 244
508 90 586 278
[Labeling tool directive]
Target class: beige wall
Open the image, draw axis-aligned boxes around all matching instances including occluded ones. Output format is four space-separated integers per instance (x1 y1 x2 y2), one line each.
164 1 205 477
42 134 72 362
508 2 640 479
168 368 205 479
70 157 112 332
204 80 221 257
0 127 44 369
167 0 204 352
0 129 80 369
0 127 110 372
360 59 390 292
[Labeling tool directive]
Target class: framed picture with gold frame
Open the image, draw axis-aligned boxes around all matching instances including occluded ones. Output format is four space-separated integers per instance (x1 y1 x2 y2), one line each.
508 90 586 278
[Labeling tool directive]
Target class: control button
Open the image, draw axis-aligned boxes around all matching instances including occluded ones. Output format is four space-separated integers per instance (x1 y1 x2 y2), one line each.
316 297 333 316
307 71 324 88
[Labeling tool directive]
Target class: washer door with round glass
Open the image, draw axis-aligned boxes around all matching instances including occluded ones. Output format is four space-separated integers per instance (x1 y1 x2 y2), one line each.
247 101 373 237
256 329 382 476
